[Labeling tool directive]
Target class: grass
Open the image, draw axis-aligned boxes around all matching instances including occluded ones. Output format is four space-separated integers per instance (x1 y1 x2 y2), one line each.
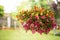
0 27 60 40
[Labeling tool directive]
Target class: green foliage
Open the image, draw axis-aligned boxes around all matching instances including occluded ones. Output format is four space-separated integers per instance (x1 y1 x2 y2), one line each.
0 5 4 17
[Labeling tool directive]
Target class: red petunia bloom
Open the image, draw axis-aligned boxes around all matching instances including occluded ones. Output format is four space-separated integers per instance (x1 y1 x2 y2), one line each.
50 17 55 21
37 30 44 34
24 24 29 31
35 15 39 19
32 30 36 34
41 15 46 19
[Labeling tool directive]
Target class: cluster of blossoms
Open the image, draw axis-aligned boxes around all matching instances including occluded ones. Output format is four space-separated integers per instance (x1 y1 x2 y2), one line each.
16 6 56 34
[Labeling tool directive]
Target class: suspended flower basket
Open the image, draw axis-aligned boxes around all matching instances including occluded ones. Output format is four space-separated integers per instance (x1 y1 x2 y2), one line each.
16 6 57 34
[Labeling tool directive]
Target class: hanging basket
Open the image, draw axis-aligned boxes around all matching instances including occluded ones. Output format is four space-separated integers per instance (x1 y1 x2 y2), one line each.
16 6 57 34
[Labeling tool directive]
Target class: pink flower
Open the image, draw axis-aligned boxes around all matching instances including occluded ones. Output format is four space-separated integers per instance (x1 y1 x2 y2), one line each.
39 22 42 24
45 28 50 34
34 21 37 25
32 30 36 34
36 24 40 27
27 19 32 25
34 22 40 27
35 16 39 19
24 24 29 30
50 17 55 21
37 30 43 34
30 24 34 30
30 15 32 19
41 16 46 19
46 19 49 23
52 22 56 28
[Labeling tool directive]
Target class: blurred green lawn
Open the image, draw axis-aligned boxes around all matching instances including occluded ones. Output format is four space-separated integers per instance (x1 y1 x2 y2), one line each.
0 28 60 40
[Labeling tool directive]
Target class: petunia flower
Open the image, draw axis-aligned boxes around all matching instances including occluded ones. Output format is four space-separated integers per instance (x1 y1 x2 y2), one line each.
35 16 39 19
52 22 56 28
45 28 50 34
34 21 40 27
30 23 34 28
41 15 46 19
37 30 44 34
27 19 32 25
50 17 55 21
32 30 36 34
24 24 29 31
35 13 39 19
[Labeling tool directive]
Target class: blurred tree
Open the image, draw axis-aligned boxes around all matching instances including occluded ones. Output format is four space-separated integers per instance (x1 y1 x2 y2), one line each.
29 0 49 8
10 12 17 19
17 0 50 12
0 5 4 17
